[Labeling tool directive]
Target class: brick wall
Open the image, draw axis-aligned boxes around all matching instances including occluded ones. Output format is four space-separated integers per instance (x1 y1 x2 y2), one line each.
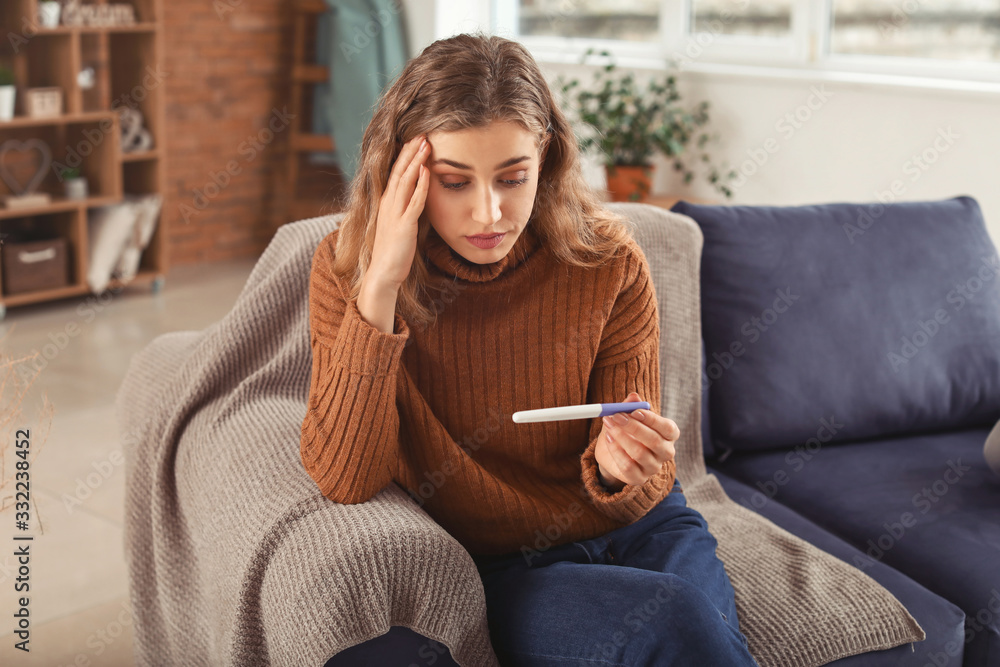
164 0 348 265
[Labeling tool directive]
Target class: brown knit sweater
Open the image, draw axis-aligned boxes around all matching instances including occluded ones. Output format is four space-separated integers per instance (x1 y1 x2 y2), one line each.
300 222 677 556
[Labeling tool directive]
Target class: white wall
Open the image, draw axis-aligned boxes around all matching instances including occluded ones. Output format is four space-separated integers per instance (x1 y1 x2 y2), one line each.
585 68 1000 246
404 0 1000 246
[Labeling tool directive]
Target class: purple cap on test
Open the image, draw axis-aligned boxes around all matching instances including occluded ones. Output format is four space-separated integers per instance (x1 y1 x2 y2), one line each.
598 401 651 417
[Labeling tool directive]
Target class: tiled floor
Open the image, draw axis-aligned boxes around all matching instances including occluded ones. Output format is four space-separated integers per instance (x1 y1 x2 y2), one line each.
0 256 257 666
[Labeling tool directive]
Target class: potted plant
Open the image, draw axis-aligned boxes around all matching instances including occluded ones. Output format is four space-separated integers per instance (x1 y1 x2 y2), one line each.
555 48 736 202
58 165 88 200
0 66 15 121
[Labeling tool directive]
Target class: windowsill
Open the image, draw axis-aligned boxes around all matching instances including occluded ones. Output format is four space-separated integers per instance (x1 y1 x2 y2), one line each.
528 45 1000 101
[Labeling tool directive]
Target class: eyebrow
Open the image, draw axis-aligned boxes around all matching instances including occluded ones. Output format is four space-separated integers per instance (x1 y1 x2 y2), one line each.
430 155 532 171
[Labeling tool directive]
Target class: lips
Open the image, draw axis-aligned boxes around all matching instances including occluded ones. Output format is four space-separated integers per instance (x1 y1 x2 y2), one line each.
466 232 506 249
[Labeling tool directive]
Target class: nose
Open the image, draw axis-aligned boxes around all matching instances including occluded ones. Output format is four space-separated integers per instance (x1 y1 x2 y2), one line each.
471 183 502 228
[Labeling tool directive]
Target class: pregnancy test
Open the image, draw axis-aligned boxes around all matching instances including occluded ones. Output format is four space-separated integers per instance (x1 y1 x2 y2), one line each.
512 402 651 424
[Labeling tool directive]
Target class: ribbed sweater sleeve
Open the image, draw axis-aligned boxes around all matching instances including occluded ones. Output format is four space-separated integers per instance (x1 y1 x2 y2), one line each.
300 232 411 504
579 242 677 524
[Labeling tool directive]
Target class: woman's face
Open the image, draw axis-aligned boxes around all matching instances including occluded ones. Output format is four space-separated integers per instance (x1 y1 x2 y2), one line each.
421 120 547 264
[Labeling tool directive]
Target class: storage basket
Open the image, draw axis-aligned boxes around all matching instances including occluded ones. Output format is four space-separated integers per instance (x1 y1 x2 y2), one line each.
2 236 70 295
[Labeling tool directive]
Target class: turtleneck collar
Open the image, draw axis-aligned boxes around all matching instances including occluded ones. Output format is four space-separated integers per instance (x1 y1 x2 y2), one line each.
423 224 541 283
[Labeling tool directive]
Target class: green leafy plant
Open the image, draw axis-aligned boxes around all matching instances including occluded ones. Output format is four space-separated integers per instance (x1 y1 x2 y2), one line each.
58 166 82 180
555 48 736 199
0 66 15 87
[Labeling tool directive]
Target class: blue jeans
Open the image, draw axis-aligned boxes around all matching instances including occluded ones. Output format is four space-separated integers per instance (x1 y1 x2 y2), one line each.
471 478 759 666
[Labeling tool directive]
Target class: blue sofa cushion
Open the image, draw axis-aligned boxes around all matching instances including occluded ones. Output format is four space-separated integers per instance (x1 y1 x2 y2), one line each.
674 196 1000 453
710 467 967 667
712 427 1000 667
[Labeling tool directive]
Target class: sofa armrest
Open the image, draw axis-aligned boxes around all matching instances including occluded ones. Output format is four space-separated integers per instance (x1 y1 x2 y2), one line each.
258 483 498 666
120 216 502 667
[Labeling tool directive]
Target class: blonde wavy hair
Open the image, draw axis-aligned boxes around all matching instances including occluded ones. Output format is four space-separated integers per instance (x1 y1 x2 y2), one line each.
331 31 634 328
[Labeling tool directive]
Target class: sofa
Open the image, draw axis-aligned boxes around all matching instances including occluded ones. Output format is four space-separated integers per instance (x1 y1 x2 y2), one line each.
328 196 1000 666
118 198 997 667
674 195 1000 667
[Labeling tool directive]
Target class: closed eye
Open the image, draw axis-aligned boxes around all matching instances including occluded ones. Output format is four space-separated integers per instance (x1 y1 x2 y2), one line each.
440 176 531 191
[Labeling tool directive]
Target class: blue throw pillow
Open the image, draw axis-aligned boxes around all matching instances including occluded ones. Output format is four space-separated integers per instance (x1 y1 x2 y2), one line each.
674 195 1000 453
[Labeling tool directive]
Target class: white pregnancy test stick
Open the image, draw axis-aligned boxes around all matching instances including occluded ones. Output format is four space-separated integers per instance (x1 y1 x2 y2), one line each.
512 402 651 424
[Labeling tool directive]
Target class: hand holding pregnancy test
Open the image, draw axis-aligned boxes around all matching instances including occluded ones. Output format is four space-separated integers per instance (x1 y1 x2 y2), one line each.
513 392 680 491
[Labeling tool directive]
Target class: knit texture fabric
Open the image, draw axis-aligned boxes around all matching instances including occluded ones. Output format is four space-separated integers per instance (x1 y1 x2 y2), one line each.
119 204 925 667
301 220 676 555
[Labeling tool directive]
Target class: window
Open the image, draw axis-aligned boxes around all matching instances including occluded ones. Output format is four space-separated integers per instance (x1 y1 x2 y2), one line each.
498 0 1000 84
517 0 661 41
691 0 793 39
829 0 1000 63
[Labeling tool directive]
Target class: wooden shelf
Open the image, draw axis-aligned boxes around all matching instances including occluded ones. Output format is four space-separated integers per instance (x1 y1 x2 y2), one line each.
0 110 116 128
0 195 121 220
292 133 334 152
121 149 160 162
32 23 158 35
0 0 167 319
1 269 160 308
284 1 341 224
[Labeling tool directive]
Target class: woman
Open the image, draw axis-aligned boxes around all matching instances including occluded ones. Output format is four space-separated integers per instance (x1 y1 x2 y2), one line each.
300 31 758 667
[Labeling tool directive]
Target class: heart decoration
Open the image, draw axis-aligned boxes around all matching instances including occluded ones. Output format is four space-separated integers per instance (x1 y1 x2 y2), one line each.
0 139 53 196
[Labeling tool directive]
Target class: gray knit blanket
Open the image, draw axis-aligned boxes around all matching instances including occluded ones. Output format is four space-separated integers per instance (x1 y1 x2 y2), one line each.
118 204 925 666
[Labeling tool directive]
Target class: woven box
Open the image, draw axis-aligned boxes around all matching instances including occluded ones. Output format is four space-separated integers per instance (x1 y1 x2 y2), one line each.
2 237 70 295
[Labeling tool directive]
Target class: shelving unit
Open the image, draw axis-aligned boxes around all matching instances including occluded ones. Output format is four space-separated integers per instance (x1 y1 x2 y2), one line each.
0 0 166 320
285 0 337 225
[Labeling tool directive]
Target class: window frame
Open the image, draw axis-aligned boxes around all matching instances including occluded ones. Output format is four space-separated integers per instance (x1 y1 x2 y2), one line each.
484 0 1000 94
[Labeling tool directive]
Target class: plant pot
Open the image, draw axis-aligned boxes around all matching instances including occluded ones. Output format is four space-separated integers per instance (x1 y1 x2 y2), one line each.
65 177 88 200
38 1 62 28
0 85 15 121
605 164 654 203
